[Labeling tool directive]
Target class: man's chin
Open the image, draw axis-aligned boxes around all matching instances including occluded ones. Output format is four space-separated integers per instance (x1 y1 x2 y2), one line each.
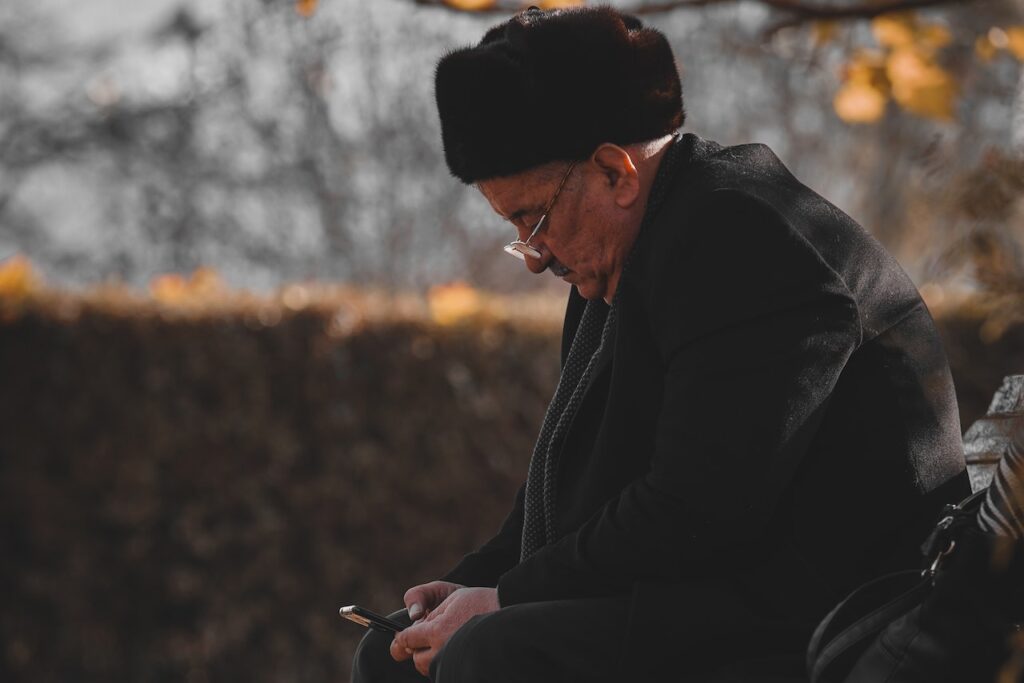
573 282 605 301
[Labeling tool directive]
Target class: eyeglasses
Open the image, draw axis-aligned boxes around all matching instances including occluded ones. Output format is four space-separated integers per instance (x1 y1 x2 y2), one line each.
503 161 577 261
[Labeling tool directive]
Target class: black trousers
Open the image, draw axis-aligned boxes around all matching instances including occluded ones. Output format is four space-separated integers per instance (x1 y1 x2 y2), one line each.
350 596 632 683
350 597 811 683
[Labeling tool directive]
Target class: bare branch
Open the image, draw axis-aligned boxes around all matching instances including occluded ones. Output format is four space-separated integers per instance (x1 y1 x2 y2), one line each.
762 0 977 36
629 0 769 13
409 0 510 14
407 0 978 25
760 0 975 33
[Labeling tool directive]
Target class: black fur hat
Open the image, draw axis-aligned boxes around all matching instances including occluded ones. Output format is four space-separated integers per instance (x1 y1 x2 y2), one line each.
435 6 685 184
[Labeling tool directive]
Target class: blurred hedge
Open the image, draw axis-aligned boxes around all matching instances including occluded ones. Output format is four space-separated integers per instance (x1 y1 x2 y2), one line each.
0 264 1021 683
0 273 562 683
923 284 1024 429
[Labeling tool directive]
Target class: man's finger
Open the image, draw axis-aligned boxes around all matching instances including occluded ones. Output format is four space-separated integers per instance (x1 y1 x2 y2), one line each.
403 588 426 620
395 620 433 651
404 583 443 616
389 637 413 662
412 647 435 677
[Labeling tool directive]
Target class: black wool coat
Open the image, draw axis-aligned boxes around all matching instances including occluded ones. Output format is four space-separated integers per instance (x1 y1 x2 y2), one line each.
442 133 971 679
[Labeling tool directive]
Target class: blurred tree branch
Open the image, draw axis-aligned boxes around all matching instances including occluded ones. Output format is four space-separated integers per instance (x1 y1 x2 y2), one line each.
409 0 976 25
634 0 972 19
1 0 1020 292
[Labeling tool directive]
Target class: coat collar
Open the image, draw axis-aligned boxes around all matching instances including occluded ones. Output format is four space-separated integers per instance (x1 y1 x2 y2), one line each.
619 132 723 301
570 133 722 398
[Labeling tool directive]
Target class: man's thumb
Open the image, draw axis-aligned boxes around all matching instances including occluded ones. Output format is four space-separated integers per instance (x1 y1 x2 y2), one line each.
408 602 424 620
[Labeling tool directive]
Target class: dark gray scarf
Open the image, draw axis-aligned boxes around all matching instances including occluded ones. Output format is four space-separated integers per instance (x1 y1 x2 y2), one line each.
520 136 684 561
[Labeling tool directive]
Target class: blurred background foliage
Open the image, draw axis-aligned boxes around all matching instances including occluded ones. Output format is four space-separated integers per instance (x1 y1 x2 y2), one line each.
1 0 1022 292
1 260 1023 683
1 0 1023 681
0 270 563 683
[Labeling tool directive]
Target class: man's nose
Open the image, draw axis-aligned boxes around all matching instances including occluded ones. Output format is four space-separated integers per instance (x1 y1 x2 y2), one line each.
514 223 534 243
523 243 552 274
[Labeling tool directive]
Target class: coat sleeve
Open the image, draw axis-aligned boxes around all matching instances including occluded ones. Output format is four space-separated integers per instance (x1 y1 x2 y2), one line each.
440 483 526 587
495 190 863 606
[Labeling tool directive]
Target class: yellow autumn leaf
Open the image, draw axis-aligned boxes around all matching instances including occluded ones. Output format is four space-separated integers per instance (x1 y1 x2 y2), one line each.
188 267 223 298
843 50 890 94
428 281 483 326
1007 26 1024 61
0 255 38 301
538 0 585 8
886 47 932 84
975 35 998 62
444 0 497 10
295 0 318 18
916 23 952 50
834 81 888 123
872 13 917 48
899 79 957 120
988 27 1010 50
150 274 189 304
812 20 839 47
887 48 957 121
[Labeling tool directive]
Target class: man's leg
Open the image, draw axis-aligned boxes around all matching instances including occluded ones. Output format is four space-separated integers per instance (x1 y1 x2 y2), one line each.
351 609 426 683
429 596 632 683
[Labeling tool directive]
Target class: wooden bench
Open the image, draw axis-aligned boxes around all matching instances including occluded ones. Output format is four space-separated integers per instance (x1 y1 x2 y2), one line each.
963 374 1024 491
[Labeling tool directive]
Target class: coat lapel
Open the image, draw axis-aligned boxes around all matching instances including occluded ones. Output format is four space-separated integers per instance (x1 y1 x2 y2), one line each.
571 133 712 406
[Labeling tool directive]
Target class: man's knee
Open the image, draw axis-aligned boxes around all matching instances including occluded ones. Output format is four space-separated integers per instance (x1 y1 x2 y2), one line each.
351 609 421 683
351 626 396 683
432 610 527 683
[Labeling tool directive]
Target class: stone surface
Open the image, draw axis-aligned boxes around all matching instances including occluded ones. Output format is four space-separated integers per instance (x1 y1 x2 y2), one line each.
964 375 1024 491
987 375 1024 415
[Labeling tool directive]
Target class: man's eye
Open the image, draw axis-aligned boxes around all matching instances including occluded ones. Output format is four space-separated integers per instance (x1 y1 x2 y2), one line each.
510 216 534 232
523 213 544 228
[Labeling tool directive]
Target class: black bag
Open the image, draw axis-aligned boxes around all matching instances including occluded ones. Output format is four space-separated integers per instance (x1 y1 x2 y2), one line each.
806 490 1024 683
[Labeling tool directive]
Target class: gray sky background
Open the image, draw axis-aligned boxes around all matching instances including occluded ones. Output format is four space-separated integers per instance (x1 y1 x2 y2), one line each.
3 0 1021 292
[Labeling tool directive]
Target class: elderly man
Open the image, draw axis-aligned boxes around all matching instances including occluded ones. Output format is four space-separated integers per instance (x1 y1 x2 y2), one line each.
352 6 971 682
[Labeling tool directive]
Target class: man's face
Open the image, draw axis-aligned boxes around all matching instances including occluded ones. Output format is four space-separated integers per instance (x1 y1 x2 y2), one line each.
478 162 626 302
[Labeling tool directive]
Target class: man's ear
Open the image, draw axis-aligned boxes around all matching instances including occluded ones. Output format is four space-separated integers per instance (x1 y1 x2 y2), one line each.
590 143 640 209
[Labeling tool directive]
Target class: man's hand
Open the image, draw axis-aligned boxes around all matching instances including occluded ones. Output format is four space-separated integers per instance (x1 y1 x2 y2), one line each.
402 580 464 622
390 587 500 676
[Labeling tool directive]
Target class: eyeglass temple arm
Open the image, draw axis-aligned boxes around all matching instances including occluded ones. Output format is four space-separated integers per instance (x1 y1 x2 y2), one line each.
523 215 547 244
544 161 577 214
523 161 576 245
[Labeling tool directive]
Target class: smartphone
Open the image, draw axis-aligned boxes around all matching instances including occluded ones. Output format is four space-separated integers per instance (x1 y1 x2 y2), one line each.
339 605 406 633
